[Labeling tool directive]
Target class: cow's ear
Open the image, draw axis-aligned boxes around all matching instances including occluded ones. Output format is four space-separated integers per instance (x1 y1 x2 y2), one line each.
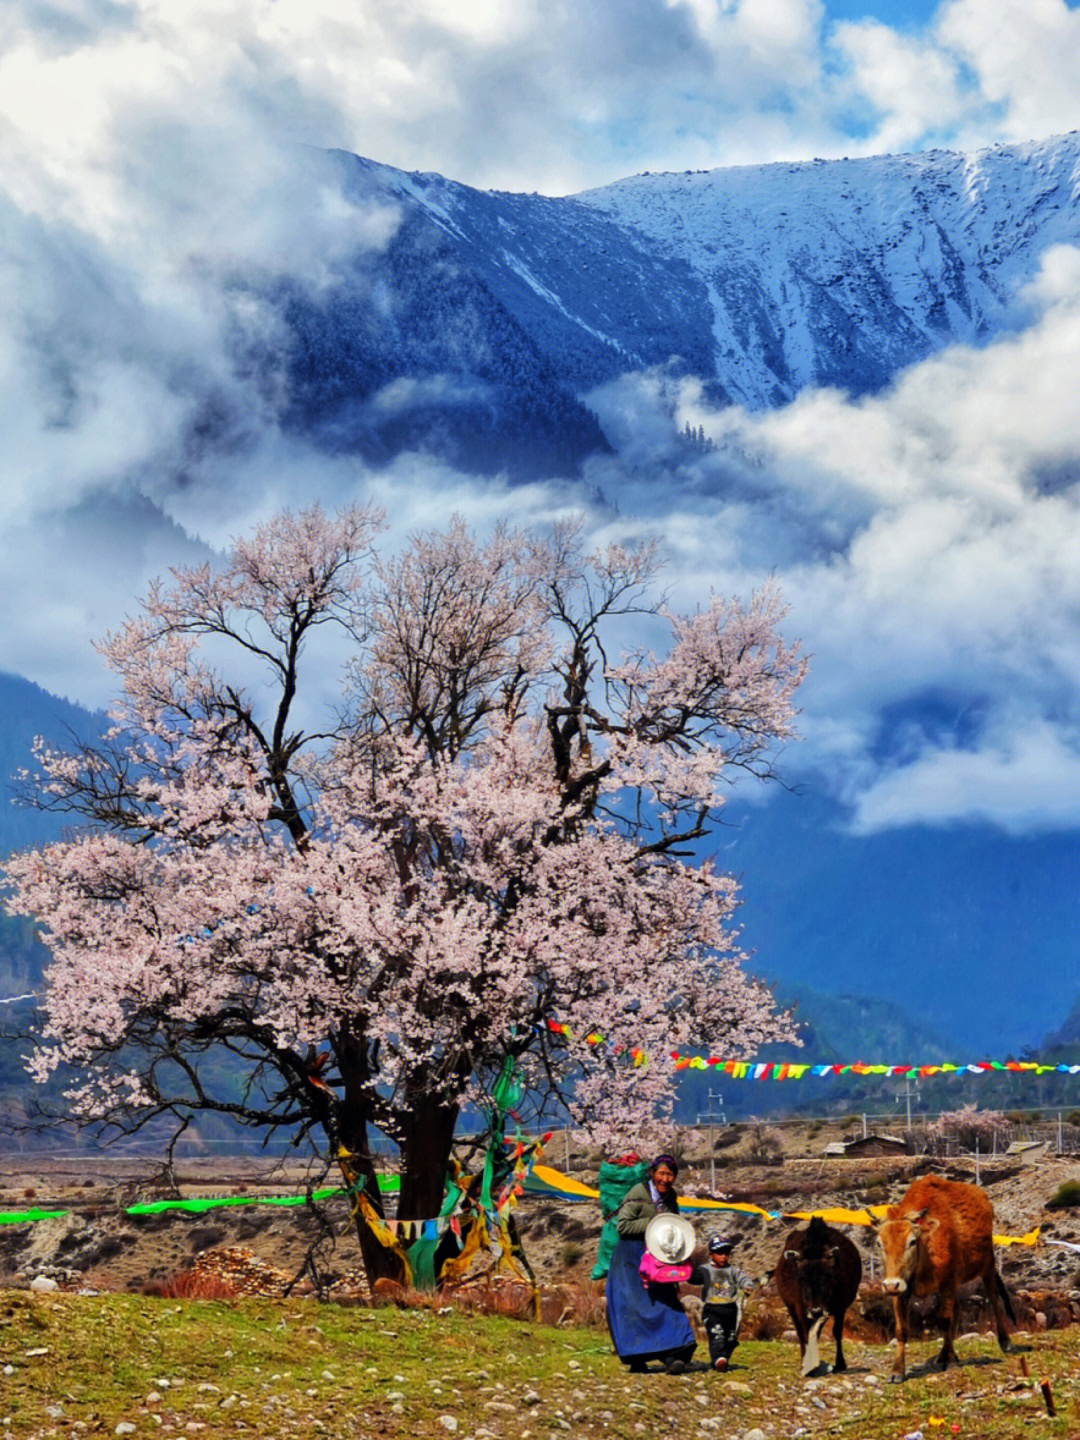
907 1207 929 1224
783 1249 800 1260
919 1214 940 1235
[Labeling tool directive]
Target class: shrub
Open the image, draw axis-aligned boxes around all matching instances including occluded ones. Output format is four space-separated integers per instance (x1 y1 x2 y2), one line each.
1046 1180 1080 1211
745 1118 784 1162
559 1242 584 1268
742 1302 787 1341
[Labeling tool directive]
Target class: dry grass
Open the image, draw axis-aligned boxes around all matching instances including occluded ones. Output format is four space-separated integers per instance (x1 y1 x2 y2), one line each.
0 1290 1077 1439
370 1273 609 1326
145 1268 240 1301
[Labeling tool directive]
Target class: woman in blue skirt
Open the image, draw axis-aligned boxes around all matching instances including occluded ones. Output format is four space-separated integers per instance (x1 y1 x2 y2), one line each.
606 1154 697 1373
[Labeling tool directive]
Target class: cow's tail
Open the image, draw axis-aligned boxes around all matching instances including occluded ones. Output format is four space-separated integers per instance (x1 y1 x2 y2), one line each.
995 1265 1016 1323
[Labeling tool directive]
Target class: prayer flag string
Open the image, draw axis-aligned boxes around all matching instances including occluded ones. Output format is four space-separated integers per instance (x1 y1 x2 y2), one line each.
546 1020 1080 1078
669 1055 1080 1079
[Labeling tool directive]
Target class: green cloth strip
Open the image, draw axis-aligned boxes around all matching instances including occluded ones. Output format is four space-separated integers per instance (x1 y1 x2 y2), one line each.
0 1173 401 1225
0 1208 69 1223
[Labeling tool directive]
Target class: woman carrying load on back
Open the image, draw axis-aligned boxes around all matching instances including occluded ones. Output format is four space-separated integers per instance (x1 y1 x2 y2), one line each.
606 1154 697 1374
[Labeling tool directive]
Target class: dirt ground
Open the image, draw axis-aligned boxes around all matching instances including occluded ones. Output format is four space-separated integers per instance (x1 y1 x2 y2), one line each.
2 1121 1079 1316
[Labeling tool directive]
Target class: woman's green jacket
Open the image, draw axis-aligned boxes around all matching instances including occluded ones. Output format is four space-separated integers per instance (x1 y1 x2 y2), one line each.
615 1180 679 1238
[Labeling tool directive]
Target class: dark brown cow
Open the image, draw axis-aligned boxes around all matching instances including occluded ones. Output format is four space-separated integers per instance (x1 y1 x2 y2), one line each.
774 1216 862 1376
873 1173 1014 1381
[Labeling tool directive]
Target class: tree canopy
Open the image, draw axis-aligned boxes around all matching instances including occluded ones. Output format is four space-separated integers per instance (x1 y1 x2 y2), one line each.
3 505 806 1243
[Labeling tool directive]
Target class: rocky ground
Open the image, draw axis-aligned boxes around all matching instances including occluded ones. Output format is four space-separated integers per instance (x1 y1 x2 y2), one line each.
2 1121 1079 1331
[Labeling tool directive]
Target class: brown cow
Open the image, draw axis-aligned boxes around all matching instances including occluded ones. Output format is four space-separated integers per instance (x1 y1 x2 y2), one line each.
774 1216 862 1376
873 1173 1014 1381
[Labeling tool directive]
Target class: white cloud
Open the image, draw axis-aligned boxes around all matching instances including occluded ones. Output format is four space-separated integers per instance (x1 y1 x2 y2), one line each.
937 0 1080 147
4 0 1071 213
849 719 1080 834
831 20 971 153
574 243 1080 835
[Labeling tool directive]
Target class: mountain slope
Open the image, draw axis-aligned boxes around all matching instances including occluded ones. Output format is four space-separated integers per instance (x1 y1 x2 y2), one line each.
256 134 1080 478
0 674 105 997
573 135 1080 406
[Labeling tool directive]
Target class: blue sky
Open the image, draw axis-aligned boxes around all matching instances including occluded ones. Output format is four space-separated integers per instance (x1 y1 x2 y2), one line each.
827 0 940 25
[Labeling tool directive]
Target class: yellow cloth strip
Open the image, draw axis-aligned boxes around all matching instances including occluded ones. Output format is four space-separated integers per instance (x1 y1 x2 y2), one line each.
531 1162 1042 1245
785 1206 884 1225
355 1188 414 1286
530 1163 601 1199
678 1197 775 1218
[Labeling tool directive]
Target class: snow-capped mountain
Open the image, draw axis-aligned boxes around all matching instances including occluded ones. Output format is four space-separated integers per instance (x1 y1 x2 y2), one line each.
273 133 1080 475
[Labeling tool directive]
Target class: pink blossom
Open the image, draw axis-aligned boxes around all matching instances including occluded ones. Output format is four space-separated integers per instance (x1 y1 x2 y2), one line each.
3 507 805 1197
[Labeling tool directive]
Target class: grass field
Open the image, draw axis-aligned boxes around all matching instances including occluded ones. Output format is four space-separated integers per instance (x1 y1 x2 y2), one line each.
0 1291 1077 1439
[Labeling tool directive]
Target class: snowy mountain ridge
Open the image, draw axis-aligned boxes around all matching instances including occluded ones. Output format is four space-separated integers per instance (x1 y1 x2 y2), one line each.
321 131 1080 448
572 135 1080 406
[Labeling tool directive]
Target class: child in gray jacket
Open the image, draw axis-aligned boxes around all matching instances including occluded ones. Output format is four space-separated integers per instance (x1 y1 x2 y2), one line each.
690 1235 754 1371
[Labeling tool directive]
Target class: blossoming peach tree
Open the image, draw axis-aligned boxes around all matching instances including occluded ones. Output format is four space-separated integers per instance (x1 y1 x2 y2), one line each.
3 505 806 1280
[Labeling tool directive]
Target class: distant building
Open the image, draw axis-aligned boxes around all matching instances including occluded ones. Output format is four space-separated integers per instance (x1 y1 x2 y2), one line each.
1003 1139 1049 1164
824 1133 911 1158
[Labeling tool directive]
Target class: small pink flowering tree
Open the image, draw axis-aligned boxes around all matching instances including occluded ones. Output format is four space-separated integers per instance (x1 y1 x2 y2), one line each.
3 505 805 1280
925 1104 1011 1156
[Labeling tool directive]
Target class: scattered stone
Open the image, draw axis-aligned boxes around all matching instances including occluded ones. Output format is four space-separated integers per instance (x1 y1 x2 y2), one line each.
438 1418 458 1433
187 1246 293 1298
522 1390 542 1406
30 1275 60 1292
115 1425 136 1436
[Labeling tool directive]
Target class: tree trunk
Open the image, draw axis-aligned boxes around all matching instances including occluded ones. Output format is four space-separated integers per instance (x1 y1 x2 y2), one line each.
332 1047 462 1287
398 1090 460 1220
334 1105 407 1287
333 1038 408 1287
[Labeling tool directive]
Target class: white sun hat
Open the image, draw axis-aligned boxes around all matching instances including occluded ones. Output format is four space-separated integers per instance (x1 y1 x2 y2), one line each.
644 1212 697 1263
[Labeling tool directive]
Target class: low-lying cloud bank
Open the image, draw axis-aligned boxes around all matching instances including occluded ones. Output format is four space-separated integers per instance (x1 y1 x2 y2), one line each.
7 246 1080 840
583 244 1080 836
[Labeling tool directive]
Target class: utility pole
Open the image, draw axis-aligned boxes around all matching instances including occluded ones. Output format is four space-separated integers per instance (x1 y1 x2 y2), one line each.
697 1088 727 1194
896 1074 919 1135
